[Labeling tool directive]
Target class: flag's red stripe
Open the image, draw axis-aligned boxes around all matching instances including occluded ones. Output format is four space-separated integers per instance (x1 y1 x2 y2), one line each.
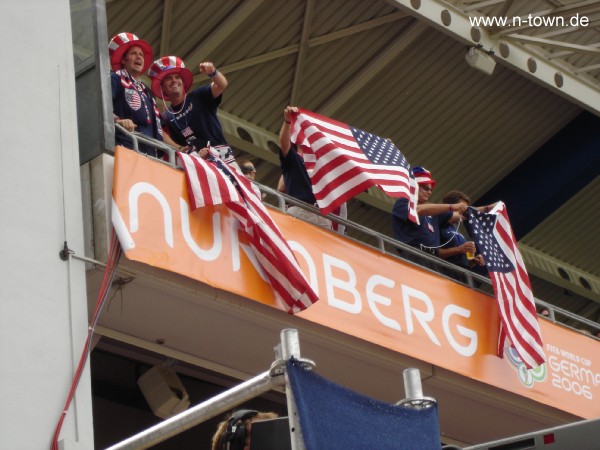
487 206 545 368
494 261 542 363
494 218 545 366
180 153 318 314
225 173 317 307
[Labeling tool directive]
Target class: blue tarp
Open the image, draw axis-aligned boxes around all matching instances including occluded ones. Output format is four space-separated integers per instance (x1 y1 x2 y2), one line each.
286 359 441 450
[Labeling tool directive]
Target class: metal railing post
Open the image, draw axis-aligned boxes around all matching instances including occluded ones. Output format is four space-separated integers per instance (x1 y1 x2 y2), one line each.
280 329 307 450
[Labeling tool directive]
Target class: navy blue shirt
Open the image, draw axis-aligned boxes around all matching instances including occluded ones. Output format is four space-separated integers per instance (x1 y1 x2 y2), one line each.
440 223 469 267
111 70 163 157
280 145 316 204
161 85 227 149
392 198 453 255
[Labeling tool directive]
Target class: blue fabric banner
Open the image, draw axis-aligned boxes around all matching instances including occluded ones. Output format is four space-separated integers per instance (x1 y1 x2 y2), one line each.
286 359 441 450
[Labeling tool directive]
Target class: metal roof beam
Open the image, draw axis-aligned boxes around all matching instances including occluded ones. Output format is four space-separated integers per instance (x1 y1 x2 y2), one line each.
492 1 600 36
387 0 600 116
505 34 600 55
290 0 315 105
573 62 600 73
320 20 428 116
545 41 600 59
193 46 299 83
308 11 409 46
462 0 506 13
159 0 173 56
520 244 600 304
192 12 411 83
535 19 600 38
185 0 265 68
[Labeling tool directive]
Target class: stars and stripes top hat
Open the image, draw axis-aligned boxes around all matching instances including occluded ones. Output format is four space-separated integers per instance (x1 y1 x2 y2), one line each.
108 32 153 72
147 56 194 100
411 166 436 188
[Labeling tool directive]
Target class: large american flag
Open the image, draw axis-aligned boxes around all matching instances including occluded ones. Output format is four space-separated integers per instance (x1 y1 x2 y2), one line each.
291 109 418 223
179 151 318 314
466 203 545 369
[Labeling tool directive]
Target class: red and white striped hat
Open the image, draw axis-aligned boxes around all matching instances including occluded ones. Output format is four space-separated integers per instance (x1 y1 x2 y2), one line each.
108 32 153 72
148 56 194 100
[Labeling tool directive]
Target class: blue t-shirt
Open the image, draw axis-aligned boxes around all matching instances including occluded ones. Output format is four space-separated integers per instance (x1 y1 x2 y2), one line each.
161 85 227 149
440 223 469 267
279 145 316 204
111 70 163 156
392 198 452 255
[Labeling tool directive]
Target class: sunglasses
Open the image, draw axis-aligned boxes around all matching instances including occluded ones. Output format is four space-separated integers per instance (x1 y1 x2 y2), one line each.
241 165 256 174
420 184 433 192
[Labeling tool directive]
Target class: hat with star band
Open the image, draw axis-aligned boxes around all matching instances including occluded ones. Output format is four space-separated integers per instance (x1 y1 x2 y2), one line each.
411 166 436 188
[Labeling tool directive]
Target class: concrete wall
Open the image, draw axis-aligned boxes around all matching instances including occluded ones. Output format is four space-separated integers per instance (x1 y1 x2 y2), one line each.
0 1 94 449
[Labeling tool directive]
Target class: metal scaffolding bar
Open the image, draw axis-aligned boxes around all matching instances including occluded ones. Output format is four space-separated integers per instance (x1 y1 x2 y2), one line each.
105 370 275 450
105 328 309 450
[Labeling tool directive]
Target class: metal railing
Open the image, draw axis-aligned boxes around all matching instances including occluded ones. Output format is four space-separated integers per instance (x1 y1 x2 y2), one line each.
110 126 600 338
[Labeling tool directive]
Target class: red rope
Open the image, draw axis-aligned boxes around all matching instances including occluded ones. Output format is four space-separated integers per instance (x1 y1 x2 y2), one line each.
50 230 122 450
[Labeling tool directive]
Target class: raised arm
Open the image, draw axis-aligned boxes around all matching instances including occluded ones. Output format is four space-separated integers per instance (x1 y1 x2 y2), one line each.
199 62 228 98
278 105 298 156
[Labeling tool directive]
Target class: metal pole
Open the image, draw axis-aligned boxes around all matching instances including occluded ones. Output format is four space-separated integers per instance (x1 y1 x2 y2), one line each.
105 370 275 450
403 368 424 399
397 368 436 409
281 329 306 450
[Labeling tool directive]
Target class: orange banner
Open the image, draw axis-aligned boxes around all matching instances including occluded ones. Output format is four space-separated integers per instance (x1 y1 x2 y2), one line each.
112 147 600 418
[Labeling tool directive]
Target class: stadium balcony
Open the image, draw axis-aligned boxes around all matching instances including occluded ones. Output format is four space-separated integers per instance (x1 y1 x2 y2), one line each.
80 127 600 447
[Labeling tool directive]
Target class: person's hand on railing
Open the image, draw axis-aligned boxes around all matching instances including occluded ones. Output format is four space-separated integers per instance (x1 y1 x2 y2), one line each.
180 145 210 159
116 118 137 132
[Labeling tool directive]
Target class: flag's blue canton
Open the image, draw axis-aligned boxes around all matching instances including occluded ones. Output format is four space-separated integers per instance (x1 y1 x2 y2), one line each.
466 208 514 273
350 127 408 167
209 155 246 199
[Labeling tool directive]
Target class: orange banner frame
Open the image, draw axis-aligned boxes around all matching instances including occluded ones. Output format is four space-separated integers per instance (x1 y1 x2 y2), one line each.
112 147 600 418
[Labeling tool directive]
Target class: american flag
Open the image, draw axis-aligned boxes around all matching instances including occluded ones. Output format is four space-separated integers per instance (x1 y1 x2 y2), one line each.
125 88 141 111
290 109 419 223
179 152 318 314
466 203 545 369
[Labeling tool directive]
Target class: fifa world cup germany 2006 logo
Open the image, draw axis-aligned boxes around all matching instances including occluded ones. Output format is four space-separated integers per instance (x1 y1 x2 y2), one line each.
506 345 547 388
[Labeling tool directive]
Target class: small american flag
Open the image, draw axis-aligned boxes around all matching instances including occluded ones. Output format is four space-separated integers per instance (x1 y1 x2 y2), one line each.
466 203 545 369
179 152 318 313
181 126 194 138
291 109 418 223
125 88 141 111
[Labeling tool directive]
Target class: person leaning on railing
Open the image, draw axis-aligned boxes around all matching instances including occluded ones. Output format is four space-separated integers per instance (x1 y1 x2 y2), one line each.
147 55 240 171
108 32 178 158
439 191 497 271
240 160 264 200
391 166 467 268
